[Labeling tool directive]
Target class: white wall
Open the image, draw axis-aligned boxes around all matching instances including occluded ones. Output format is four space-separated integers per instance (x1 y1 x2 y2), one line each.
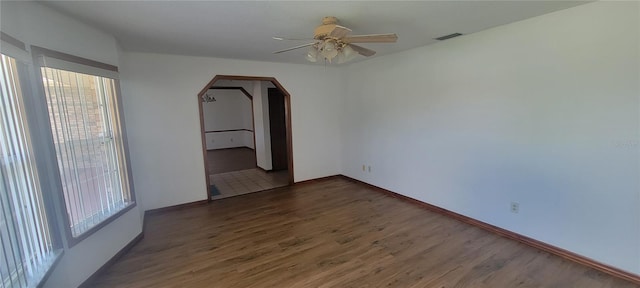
342 1 639 274
203 89 252 131
261 81 276 170
119 53 343 211
0 2 143 287
41 209 141 288
252 81 274 170
202 89 254 149
252 81 269 169
205 130 254 150
0 1 119 66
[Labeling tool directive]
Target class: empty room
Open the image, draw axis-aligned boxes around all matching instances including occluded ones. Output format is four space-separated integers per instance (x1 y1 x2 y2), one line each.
0 1 638 287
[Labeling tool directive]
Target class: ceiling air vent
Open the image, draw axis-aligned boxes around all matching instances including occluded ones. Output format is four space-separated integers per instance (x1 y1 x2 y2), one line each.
435 33 463 41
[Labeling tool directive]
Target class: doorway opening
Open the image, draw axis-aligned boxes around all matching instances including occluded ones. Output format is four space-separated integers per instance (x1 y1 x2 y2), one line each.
197 75 294 201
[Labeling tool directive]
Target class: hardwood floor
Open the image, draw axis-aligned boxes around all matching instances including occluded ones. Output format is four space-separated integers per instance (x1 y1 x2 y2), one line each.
89 178 638 287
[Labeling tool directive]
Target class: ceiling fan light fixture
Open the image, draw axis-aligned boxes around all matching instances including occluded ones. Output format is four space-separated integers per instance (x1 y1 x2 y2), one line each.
342 45 358 62
323 39 336 52
320 40 339 62
306 46 318 62
272 16 397 64
202 92 216 103
335 52 346 64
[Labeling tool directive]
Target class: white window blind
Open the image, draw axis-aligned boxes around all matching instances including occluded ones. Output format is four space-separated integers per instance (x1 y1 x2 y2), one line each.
40 65 132 238
1 54 56 287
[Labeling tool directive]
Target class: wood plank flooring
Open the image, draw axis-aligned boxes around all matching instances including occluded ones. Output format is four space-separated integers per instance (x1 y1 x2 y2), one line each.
89 177 638 287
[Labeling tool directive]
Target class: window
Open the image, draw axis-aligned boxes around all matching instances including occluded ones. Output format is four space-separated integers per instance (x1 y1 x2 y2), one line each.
0 53 58 287
0 34 134 286
39 63 134 239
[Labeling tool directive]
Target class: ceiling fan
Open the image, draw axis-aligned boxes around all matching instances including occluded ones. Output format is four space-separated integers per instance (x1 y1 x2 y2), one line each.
273 16 398 64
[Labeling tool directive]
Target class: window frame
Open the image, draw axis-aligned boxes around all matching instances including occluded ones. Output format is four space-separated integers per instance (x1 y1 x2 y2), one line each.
0 32 64 288
30 46 137 248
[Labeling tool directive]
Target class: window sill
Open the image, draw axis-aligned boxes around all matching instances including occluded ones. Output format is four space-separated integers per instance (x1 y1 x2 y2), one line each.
34 249 63 288
66 202 136 248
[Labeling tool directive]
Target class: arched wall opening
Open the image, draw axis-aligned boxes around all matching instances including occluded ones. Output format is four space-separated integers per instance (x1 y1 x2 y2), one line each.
197 75 294 200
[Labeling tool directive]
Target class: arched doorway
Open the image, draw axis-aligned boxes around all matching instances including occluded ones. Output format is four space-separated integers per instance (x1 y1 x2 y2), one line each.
197 75 294 201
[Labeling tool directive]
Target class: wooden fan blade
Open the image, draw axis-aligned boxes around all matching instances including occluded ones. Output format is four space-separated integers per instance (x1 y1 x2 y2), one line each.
329 25 352 39
273 43 315 54
349 44 376 57
273 36 314 41
343 33 398 43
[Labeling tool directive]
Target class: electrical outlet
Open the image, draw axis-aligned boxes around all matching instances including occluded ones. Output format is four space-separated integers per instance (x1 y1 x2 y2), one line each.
368 166 371 173
510 202 520 214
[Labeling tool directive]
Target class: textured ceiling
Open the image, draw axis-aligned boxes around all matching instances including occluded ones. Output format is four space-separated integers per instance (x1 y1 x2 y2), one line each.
42 1 589 65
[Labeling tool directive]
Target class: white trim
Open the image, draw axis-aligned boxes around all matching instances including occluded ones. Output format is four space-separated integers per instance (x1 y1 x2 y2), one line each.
36 55 119 80
0 40 31 64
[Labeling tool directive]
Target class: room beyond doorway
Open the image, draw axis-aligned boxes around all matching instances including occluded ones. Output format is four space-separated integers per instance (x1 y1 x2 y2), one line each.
197 75 294 201
207 148 287 200
206 147 256 174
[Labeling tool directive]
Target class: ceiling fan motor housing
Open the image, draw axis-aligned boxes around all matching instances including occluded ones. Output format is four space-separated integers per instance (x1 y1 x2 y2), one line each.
314 16 339 40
